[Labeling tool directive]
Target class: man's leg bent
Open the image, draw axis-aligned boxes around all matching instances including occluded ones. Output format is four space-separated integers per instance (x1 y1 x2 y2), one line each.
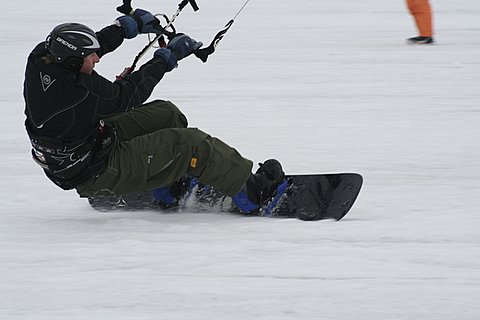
77 127 253 197
143 128 253 196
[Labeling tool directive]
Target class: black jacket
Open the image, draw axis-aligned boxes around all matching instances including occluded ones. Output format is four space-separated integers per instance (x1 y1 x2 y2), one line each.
24 24 170 189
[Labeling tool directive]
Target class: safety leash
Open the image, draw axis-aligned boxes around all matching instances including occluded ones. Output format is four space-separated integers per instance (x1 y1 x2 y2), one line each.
195 0 251 62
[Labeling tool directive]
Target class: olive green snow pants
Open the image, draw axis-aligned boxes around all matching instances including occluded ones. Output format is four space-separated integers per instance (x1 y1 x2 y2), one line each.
76 100 253 197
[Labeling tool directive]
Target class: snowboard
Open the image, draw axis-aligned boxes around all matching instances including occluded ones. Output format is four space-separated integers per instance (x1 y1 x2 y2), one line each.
88 173 363 221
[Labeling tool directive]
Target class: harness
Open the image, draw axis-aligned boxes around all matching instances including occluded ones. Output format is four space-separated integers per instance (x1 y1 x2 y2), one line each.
30 121 115 190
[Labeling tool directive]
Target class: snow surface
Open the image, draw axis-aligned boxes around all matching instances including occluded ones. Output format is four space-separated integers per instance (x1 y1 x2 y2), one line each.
1 0 480 319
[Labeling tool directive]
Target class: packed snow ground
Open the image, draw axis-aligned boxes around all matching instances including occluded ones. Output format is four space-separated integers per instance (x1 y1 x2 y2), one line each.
1 0 479 319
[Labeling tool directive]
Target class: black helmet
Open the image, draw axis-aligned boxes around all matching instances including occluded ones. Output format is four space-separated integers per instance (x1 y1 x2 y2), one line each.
46 23 100 63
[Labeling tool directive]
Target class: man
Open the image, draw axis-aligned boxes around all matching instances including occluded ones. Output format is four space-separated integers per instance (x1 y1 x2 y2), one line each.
23 8 285 213
406 0 434 44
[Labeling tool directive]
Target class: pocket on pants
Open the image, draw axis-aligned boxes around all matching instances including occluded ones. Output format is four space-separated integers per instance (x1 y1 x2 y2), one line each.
76 166 121 197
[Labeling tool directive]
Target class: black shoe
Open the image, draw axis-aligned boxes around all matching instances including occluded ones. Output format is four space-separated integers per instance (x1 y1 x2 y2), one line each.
232 159 286 213
407 36 434 44
245 159 286 205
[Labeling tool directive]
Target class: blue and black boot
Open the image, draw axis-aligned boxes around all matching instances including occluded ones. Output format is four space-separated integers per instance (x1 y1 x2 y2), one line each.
232 159 288 215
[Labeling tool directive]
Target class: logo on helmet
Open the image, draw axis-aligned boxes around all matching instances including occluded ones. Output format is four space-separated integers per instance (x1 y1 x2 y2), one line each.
55 36 78 51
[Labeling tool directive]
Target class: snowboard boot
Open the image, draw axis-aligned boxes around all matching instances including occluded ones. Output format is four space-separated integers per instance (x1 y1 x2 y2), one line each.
153 176 199 208
407 36 434 44
232 159 287 214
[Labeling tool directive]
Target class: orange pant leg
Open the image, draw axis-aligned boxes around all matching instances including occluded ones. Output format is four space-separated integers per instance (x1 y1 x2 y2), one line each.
406 0 433 36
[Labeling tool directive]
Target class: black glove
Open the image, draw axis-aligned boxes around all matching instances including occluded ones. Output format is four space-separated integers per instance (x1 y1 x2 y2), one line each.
167 34 203 61
133 9 164 34
116 8 164 39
